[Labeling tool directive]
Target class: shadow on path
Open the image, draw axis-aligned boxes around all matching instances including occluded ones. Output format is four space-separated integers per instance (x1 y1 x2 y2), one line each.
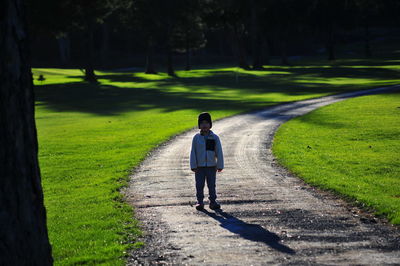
201 209 296 255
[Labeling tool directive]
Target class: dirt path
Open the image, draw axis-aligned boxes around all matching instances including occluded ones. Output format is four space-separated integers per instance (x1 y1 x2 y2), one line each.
123 86 400 265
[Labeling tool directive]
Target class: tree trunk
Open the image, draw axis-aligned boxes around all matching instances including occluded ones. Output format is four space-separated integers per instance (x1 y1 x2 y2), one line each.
218 31 226 56
85 68 97 82
185 48 191 71
56 33 70 66
100 22 110 67
185 33 191 71
280 36 289 65
252 40 263 69
167 47 175 76
0 0 53 265
84 21 97 83
165 10 176 77
262 35 270 65
266 36 275 58
232 25 250 70
327 42 335 60
326 23 336 61
364 23 372 58
145 38 157 74
251 0 263 70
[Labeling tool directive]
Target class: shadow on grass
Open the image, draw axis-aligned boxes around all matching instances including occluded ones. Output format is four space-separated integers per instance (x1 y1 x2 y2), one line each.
34 82 280 116
34 62 400 116
201 209 296 254
96 66 399 90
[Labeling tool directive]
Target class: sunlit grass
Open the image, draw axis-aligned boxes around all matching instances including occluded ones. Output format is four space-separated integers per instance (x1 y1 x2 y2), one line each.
273 92 400 224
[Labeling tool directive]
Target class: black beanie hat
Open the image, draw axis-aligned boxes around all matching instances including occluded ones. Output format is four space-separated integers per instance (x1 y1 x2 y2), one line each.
198 112 212 129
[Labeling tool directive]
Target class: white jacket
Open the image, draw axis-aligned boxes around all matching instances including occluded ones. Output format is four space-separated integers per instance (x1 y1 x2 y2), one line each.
190 130 224 169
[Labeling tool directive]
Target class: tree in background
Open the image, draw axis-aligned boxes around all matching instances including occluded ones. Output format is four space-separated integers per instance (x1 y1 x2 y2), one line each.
121 0 161 74
354 0 398 58
250 0 264 69
65 0 125 82
27 0 400 71
28 0 127 82
27 0 72 66
0 0 53 264
130 0 190 76
171 0 207 71
309 0 353 61
208 0 251 69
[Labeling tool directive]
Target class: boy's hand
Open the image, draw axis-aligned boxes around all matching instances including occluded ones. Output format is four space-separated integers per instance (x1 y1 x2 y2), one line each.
191 168 197 172
217 169 223 172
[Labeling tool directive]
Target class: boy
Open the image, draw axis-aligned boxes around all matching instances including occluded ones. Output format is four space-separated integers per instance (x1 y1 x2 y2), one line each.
190 112 224 211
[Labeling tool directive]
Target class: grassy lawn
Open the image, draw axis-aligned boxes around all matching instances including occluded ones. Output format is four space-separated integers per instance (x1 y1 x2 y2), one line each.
32 59 400 264
272 92 400 224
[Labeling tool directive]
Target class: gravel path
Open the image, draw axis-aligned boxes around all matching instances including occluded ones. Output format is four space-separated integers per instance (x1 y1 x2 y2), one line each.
123 86 400 265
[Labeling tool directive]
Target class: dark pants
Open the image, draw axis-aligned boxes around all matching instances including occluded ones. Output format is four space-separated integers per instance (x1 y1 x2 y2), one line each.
195 166 217 204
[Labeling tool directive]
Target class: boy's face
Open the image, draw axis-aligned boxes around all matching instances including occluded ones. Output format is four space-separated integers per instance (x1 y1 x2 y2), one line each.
200 120 210 131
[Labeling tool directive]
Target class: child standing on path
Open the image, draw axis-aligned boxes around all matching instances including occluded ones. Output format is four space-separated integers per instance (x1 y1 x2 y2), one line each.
190 112 224 211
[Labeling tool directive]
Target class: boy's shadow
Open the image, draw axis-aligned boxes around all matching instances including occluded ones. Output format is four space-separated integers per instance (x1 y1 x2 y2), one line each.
200 209 295 254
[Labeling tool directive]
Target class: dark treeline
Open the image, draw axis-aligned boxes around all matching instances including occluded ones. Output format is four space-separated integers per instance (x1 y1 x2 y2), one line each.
27 0 400 82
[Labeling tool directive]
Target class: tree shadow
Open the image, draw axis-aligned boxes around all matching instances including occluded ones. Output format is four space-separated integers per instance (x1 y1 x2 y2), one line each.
34 61 400 116
34 82 279 116
200 209 296 255
149 67 399 98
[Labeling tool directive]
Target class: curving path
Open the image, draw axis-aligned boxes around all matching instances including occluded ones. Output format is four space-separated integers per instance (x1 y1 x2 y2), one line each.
123 86 400 265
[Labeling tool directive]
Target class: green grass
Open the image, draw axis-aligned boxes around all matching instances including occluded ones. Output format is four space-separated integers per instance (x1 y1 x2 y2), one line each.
32 59 400 264
272 92 400 224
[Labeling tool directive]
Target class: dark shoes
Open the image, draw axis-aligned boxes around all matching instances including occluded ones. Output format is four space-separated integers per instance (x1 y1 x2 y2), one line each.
209 201 221 210
195 201 221 210
195 202 204 210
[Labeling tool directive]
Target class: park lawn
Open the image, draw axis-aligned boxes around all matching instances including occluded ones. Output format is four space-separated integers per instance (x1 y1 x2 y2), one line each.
32 60 400 264
272 92 400 224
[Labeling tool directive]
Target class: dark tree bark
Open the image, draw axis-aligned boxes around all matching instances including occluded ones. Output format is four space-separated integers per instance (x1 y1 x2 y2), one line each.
364 23 372 58
56 33 71 66
100 22 110 67
185 33 191 71
145 37 157 74
232 24 250 70
218 30 226 56
251 0 263 70
0 0 53 265
262 36 270 65
326 23 336 61
84 21 97 83
280 35 290 65
276 23 290 66
167 46 176 77
165 10 176 77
